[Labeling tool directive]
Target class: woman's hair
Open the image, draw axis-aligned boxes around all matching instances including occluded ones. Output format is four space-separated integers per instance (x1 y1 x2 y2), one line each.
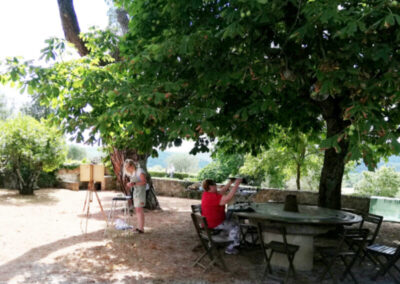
123 159 137 178
124 159 136 169
202 179 216 191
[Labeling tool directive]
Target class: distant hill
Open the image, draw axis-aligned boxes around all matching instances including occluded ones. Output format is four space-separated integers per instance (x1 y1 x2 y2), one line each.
352 155 400 173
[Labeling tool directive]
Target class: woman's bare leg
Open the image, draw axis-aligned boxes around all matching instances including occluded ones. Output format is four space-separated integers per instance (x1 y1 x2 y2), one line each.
135 207 144 231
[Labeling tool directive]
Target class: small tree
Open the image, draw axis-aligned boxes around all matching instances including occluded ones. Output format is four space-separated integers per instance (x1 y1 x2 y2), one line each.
355 167 400 198
166 153 199 173
198 152 244 183
67 144 87 161
0 116 67 195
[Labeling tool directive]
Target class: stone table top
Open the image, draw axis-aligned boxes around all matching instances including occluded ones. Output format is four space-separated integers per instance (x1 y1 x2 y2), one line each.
234 202 362 226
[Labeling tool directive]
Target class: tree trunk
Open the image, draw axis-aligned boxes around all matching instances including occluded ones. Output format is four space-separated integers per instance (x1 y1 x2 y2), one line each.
296 163 301 190
110 148 160 210
15 168 40 195
57 0 89 56
318 98 349 209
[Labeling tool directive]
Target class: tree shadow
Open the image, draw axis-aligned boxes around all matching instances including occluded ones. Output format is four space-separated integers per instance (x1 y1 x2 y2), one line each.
0 230 104 283
0 188 59 206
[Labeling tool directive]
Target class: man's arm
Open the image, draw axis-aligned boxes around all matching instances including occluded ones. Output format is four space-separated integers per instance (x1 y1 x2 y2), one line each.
219 179 242 206
218 180 233 195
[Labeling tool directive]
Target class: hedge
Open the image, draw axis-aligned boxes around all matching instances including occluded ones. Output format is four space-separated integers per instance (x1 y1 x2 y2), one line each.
149 171 197 180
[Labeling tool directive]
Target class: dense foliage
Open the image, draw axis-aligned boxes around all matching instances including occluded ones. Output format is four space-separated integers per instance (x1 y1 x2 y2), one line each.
67 144 87 161
149 170 196 180
355 167 400 197
113 0 400 208
1 0 400 208
198 152 244 183
0 116 66 194
239 130 322 189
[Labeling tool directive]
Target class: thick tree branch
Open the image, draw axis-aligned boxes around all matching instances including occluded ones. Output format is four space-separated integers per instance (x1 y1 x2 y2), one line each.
57 0 89 56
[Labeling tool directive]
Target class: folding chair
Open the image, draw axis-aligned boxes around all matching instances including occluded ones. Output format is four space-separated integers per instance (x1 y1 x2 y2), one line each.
104 194 132 235
257 222 299 283
316 229 369 283
366 243 400 282
345 213 383 263
191 213 232 271
237 216 259 248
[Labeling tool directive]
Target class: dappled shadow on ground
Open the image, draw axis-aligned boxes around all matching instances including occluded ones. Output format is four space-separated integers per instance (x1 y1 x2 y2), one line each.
0 230 105 283
0 192 399 283
0 188 59 206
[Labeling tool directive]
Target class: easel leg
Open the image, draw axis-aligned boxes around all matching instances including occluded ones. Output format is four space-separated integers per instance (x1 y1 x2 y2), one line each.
94 190 108 225
85 191 92 234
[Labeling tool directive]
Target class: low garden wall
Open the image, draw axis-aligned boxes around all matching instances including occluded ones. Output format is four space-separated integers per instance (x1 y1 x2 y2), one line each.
152 178 371 213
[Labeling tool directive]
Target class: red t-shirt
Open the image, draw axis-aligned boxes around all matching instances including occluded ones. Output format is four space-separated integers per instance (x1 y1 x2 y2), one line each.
201 191 225 228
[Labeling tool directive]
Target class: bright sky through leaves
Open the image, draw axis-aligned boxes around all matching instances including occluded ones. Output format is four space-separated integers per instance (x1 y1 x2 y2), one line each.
0 0 109 108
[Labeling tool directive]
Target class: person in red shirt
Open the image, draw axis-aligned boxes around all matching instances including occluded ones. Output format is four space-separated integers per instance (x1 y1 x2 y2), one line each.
201 178 242 254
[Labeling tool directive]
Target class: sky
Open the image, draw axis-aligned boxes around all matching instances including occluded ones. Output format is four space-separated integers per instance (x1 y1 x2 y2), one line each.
0 0 195 153
0 0 109 108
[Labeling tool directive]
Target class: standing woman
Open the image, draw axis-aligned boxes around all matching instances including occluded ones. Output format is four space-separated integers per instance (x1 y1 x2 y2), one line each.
124 159 147 233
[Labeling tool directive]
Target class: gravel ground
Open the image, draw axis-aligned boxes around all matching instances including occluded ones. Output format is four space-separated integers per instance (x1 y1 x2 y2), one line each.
0 188 399 283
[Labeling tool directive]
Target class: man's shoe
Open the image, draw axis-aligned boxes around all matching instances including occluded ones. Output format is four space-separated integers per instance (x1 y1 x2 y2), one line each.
225 247 239 255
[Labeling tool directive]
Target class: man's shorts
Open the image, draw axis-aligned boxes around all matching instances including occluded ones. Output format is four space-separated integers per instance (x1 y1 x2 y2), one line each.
133 186 146 208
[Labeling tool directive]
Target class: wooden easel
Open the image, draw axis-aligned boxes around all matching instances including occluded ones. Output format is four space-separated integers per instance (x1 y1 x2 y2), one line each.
81 164 107 233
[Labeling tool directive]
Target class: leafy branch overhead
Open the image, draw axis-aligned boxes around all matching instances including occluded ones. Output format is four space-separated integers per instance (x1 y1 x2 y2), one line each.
1 0 400 209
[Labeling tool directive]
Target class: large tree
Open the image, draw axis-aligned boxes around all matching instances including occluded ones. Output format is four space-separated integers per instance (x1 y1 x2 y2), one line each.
56 0 162 209
2 0 400 210
0 1 166 208
112 0 400 209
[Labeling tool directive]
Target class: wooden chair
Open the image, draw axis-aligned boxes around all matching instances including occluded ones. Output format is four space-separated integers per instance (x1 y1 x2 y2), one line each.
191 213 232 271
190 204 203 252
237 216 259 248
345 213 383 263
316 229 369 283
257 222 299 283
366 243 400 282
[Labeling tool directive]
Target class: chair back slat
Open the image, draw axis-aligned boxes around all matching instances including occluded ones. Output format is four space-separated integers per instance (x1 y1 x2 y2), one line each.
191 204 202 214
191 213 213 245
258 223 289 250
360 213 383 244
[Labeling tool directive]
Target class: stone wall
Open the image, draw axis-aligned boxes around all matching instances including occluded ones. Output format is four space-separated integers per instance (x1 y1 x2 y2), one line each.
152 178 197 198
151 178 371 213
56 167 117 191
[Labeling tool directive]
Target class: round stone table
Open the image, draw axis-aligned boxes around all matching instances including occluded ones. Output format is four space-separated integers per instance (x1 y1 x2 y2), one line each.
234 203 362 271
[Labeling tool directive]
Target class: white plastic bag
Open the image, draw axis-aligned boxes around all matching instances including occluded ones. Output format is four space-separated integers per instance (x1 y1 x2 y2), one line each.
115 218 133 230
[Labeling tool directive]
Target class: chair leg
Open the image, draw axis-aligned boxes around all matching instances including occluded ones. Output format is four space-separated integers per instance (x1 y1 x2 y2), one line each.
377 255 400 283
215 248 229 271
193 250 208 268
340 255 358 284
287 253 297 280
319 255 337 283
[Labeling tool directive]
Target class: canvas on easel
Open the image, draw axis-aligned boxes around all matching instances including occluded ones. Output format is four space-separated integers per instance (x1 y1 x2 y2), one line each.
80 164 107 233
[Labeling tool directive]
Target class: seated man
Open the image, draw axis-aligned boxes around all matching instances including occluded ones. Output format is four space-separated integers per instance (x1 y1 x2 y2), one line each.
201 178 242 254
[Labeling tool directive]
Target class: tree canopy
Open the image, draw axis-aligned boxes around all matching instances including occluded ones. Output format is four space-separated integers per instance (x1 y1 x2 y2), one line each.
1 0 400 208
113 0 400 208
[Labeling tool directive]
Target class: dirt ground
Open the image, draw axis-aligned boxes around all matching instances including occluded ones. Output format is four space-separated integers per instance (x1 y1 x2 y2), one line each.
0 188 399 284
